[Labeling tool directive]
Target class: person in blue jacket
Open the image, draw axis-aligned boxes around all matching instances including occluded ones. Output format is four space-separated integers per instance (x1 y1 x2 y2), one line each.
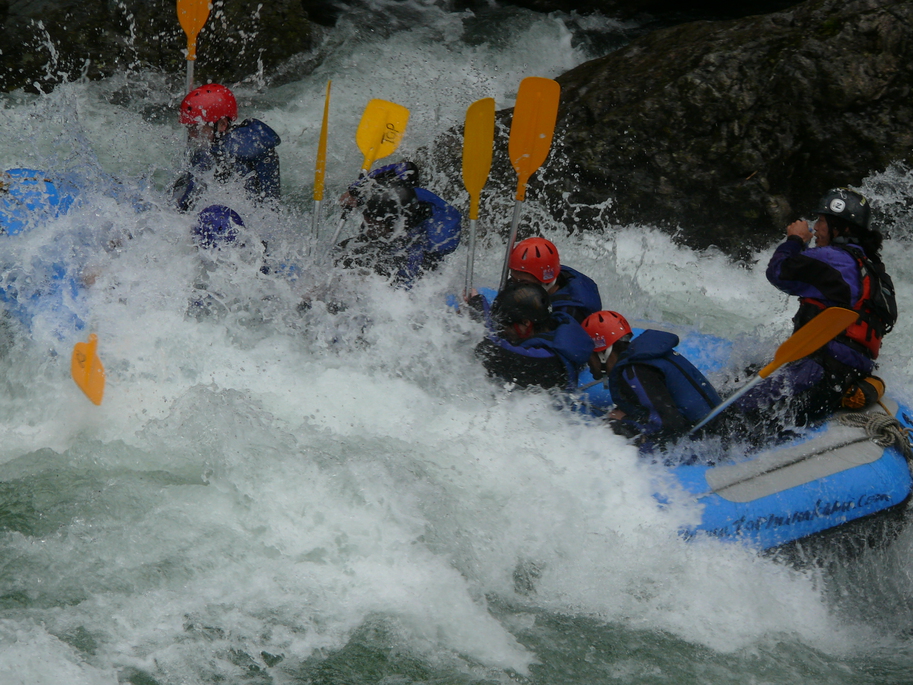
173 84 281 212
581 310 722 446
475 281 594 392
335 171 461 288
506 237 601 323
339 161 419 208
735 187 895 430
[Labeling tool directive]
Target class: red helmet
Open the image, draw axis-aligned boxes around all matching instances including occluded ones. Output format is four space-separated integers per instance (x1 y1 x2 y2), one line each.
180 84 238 125
581 311 632 352
508 237 561 284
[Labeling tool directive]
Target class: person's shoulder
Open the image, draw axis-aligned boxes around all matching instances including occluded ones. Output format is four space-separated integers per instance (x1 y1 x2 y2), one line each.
414 187 450 207
236 117 273 129
628 329 678 357
558 264 585 278
806 244 858 263
232 119 281 142
550 311 595 351
559 264 597 286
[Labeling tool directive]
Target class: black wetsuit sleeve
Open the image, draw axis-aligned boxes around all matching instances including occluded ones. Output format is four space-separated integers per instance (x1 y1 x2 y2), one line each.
475 339 568 390
616 363 690 440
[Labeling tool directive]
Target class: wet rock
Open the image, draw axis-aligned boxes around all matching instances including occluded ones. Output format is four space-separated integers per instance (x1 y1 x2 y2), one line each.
0 0 312 93
469 0 805 21
546 0 913 257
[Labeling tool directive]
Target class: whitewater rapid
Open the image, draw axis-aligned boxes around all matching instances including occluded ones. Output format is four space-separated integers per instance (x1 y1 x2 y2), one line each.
3 4 913 684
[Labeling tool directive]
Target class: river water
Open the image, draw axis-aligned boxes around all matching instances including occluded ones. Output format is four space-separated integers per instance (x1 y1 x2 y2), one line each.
2 3 913 684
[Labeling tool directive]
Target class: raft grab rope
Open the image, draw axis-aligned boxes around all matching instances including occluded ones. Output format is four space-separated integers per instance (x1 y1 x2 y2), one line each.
837 404 913 460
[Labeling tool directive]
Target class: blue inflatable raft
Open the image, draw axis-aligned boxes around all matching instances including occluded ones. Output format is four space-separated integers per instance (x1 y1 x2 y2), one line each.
672 398 912 550
0 168 85 338
460 286 911 551
0 168 78 235
572 320 913 551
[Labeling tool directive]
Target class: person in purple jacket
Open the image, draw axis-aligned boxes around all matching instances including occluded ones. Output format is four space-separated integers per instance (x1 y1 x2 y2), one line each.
736 187 895 432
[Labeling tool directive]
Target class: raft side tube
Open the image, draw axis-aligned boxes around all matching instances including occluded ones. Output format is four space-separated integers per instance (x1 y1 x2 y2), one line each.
674 398 913 549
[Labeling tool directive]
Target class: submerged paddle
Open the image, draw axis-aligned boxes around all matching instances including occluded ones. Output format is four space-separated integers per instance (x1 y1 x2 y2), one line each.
71 333 106 406
690 307 860 433
498 77 560 291
177 0 212 93
462 97 495 297
329 98 410 247
311 80 332 243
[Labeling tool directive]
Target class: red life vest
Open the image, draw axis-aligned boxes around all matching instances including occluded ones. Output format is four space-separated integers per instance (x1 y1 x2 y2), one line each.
797 251 884 358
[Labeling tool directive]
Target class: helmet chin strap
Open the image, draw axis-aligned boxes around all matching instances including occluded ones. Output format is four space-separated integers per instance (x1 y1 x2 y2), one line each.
596 346 613 388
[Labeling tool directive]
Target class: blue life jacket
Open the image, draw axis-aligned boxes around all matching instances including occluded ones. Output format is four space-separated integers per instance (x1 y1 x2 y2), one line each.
488 310 594 390
415 188 461 253
175 119 281 211
551 265 602 322
609 329 722 425
388 188 461 287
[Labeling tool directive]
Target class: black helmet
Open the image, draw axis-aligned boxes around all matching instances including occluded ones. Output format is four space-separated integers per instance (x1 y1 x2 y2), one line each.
363 183 418 227
816 188 871 230
491 281 553 326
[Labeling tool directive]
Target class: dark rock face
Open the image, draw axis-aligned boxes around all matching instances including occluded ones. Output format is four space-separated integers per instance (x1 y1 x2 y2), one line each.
459 0 805 21
1 0 311 93
549 0 913 257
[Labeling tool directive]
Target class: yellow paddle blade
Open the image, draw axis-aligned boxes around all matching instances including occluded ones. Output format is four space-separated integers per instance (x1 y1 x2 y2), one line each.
759 307 860 378
508 77 560 202
71 334 106 406
313 80 332 202
355 99 410 172
177 0 212 60
462 98 495 222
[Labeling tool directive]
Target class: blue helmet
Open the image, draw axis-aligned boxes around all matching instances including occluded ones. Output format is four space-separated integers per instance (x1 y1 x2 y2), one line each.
193 205 243 248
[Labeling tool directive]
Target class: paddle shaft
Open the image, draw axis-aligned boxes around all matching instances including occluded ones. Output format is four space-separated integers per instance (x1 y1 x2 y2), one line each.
329 210 349 249
311 199 323 243
312 81 332 245
498 201 524 291
690 374 763 433
579 376 609 391
464 218 479 297
690 306 860 434
185 61 195 95
327 170 364 254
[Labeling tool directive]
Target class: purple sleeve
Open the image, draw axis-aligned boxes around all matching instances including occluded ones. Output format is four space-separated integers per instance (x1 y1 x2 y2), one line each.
766 236 810 294
766 238 861 306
